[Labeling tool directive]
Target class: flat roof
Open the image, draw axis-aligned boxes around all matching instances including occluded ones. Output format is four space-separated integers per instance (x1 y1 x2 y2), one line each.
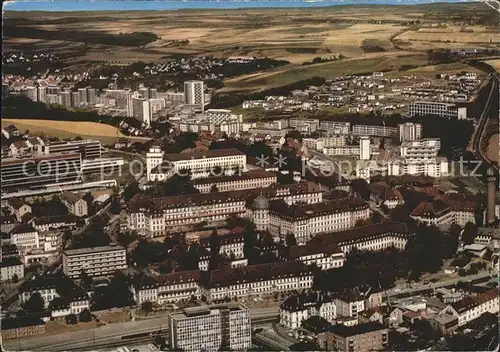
63 244 125 256
171 303 247 320
163 148 245 162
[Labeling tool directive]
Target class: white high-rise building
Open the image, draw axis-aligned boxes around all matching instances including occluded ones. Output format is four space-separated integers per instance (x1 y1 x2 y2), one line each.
360 137 371 160
132 97 152 127
146 146 165 179
398 122 423 142
184 80 204 112
78 88 88 105
168 303 252 352
37 86 47 103
87 88 97 105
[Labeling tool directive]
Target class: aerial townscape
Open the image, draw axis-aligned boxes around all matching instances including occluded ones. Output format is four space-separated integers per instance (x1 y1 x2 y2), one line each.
1 0 499 351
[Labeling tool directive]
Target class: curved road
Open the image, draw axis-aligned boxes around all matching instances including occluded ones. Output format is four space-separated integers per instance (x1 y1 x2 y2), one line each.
469 62 499 172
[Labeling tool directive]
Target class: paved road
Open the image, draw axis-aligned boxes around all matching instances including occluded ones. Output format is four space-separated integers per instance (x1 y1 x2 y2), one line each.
4 307 278 351
469 62 499 171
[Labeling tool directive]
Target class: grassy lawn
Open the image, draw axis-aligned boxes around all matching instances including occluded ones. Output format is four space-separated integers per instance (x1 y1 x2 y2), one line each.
2 118 150 146
223 54 428 92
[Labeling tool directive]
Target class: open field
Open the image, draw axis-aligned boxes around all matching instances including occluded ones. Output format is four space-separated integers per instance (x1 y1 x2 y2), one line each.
222 52 428 92
484 59 500 71
4 3 498 65
2 119 150 145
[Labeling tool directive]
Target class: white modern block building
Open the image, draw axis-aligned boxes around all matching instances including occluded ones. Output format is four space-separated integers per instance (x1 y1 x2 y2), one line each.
184 80 205 112
398 122 423 142
146 148 247 181
62 245 127 278
169 303 251 352
441 288 499 326
408 101 467 119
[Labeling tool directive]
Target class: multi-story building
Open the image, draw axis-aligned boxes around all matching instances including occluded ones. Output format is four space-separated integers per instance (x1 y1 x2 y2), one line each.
398 122 423 142
31 215 76 233
289 118 320 133
280 292 337 329
200 232 245 259
387 157 449 178
279 241 345 270
127 182 322 237
19 275 90 317
441 288 499 326
261 197 370 244
9 224 40 254
60 191 89 217
408 101 467 119
319 121 350 135
411 195 477 227
71 91 80 107
352 125 398 138
25 86 38 102
317 323 389 352
9 137 45 157
44 138 107 160
58 90 72 108
132 97 152 127
201 262 314 302
1 257 24 281
8 198 32 222
1 153 82 191
184 80 205 112
132 270 201 305
359 137 371 160
78 88 88 105
192 170 277 193
303 136 347 151
37 86 47 103
335 293 366 318
310 221 413 254
62 244 127 278
400 138 441 164
168 303 252 352
147 148 246 181
323 145 360 156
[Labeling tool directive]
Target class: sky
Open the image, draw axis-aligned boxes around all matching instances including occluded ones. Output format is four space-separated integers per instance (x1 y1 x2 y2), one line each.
4 0 471 12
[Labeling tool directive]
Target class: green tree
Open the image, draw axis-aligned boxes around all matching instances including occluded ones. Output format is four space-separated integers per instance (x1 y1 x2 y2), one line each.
78 308 92 322
461 222 477 245
141 301 153 316
80 269 93 289
24 292 45 313
285 232 297 247
11 274 19 283
66 313 78 325
210 184 219 193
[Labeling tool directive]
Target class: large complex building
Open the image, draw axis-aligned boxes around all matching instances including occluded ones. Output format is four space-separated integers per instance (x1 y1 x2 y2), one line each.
400 138 441 164
62 245 127 278
1 153 82 191
146 148 247 181
126 182 322 237
192 170 277 193
248 197 370 244
408 101 467 119
168 304 251 352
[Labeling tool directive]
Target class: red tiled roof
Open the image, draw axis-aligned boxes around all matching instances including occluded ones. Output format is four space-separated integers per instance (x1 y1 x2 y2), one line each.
313 221 411 246
163 148 245 162
411 200 451 218
127 182 320 212
451 288 499 314
202 261 312 288
269 197 368 220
